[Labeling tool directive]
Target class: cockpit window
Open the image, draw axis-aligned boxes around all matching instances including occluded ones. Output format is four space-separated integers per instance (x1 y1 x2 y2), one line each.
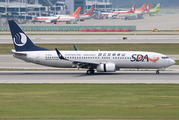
161 56 169 59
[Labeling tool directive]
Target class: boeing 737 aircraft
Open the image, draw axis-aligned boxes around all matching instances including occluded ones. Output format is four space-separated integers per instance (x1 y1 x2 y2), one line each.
31 7 81 24
79 6 94 21
8 20 175 75
101 5 136 18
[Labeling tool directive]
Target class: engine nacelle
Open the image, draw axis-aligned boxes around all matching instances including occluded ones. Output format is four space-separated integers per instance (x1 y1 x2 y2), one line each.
97 63 116 72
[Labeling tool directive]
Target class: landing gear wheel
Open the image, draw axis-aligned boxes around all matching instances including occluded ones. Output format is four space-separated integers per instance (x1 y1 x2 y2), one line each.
156 70 159 74
86 69 95 75
87 70 91 75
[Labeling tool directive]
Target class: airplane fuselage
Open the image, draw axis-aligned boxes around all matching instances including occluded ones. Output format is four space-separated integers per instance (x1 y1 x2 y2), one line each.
32 15 77 23
14 50 175 70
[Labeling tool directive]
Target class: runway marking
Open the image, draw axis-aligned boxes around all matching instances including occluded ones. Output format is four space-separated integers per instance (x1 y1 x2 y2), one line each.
49 80 100 83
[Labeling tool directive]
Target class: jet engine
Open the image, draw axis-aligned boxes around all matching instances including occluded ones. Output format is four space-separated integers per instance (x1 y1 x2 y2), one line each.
97 63 116 72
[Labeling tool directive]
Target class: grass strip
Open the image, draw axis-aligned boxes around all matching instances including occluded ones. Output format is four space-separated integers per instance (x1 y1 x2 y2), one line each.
175 60 179 65
0 84 179 119
1 43 179 55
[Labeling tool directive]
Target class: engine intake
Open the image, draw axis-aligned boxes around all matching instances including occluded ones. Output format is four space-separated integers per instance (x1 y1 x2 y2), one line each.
97 63 116 72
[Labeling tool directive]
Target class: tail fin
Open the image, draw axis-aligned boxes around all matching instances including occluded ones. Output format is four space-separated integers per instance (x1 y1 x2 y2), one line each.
139 4 146 11
85 6 94 15
8 20 49 51
73 7 81 16
129 4 136 12
144 3 152 11
153 3 160 11
150 3 160 13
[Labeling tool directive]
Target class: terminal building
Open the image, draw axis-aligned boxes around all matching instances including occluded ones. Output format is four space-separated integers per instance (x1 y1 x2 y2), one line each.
86 0 112 11
0 0 112 15
0 0 112 25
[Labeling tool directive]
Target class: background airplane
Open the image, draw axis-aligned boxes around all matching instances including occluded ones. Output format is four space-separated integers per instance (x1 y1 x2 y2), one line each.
145 3 160 14
142 3 152 14
31 7 81 24
79 6 94 21
134 4 146 14
116 4 136 17
101 4 136 18
8 20 175 75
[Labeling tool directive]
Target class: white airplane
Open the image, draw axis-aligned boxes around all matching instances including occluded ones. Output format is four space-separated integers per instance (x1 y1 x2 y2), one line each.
31 7 81 24
101 5 136 18
8 20 175 75
79 6 94 21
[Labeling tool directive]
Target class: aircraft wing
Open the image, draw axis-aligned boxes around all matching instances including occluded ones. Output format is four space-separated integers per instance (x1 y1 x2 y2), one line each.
55 48 100 68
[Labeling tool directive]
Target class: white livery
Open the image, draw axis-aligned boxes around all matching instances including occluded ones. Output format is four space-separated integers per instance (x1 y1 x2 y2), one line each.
8 20 175 75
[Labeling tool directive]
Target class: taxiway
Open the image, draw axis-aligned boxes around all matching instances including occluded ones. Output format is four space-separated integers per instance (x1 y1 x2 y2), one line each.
0 71 179 84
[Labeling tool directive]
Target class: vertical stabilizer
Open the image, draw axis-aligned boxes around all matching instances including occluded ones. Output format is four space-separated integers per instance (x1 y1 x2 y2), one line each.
8 20 49 51
138 4 146 11
129 4 136 12
151 3 160 13
73 7 81 16
85 6 94 15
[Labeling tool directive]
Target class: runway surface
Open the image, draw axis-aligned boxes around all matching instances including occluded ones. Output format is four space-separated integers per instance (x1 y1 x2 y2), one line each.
0 71 179 84
1 35 179 43
0 55 179 84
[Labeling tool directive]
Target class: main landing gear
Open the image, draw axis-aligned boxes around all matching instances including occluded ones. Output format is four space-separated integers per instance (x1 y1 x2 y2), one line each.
156 70 160 74
86 69 95 75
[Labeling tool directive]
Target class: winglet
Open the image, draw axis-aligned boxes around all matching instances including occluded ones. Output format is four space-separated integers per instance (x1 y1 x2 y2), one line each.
55 48 66 60
73 45 79 51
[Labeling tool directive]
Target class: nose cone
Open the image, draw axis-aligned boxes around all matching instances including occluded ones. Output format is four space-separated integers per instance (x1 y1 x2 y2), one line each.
170 59 176 66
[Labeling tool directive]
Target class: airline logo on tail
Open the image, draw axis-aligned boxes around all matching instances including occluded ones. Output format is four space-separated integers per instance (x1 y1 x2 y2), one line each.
129 4 136 12
147 3 152 10
132 4 136 11
13 33 27 46
89 6 94 14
